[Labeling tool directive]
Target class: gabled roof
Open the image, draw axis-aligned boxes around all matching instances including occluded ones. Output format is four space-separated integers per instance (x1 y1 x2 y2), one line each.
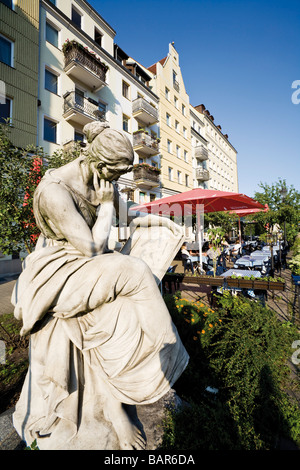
147 56 167 74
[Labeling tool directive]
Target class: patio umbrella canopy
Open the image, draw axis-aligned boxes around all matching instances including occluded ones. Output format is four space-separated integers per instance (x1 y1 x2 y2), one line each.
228 204 269 243
228 204 269 219
130 189 265 271
131 188 266 216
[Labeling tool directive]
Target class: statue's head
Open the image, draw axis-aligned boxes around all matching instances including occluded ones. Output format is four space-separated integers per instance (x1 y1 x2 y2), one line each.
82 122 134 181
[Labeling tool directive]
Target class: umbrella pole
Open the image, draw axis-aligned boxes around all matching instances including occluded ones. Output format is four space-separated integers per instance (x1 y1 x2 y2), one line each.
238 217 242 244
196 205 203 273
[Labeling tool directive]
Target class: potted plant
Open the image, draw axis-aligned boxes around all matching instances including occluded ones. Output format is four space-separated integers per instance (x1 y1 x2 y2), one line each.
132 163 161 175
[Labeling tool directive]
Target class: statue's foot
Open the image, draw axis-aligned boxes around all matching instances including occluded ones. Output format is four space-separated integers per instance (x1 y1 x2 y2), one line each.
104 399 146 450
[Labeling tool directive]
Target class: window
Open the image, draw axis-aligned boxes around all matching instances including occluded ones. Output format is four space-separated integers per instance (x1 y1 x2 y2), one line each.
176 145 180 158
174 96 178 108
71 6 82 28
139 192 145 204
48 0 56 4
184 150 188 162
44 117 57 143
0 0 13 9
166 113 171 126
183 126 187 138
150 193 156 202
98 101 107 120
122 114 129 132
167 139 172 153
185 174 189 187
46 21 58 47
177 170 182 184
168 167 173 181
45 69 58 94
122 81 130 99
0 97 11 123
0 35 13 67
175 120 179 132
182 104 185 116
94 28 102 47
165 87 169 100
74 131 84 142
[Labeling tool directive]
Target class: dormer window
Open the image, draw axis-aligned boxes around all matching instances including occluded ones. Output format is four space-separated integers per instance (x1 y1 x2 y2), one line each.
71 5 82 29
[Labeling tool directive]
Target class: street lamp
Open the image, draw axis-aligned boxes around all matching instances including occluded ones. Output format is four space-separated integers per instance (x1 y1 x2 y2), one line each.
280 186 288 248
266 232 276 277
277 231 283 275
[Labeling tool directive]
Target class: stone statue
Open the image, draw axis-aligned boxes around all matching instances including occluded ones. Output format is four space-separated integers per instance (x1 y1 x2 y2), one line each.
11 122 189 450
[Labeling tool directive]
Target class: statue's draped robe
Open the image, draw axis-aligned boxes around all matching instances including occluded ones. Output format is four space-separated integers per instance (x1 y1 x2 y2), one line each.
12 171 189 448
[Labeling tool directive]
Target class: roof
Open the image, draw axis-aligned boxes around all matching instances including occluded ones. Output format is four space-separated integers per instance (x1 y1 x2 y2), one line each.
147 57 168 74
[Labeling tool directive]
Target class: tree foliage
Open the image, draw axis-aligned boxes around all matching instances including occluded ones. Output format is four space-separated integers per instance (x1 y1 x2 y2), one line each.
0 123 80 255
248 179 300 244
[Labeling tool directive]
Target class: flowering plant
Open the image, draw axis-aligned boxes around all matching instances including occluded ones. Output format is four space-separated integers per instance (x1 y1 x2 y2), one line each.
132 163 161 174
62 39 109 71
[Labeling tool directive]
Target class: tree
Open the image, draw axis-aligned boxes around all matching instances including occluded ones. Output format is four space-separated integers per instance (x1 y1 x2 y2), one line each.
249 179 300 244
0 123 80 256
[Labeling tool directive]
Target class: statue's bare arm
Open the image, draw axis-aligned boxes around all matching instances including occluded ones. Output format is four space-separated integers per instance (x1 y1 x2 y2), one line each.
39 178 114 257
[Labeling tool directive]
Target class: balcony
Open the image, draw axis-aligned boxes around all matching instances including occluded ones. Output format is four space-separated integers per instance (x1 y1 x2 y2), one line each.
63 92 105 126
63 41 108 91
133 163 160 189
132 97 158 125
173 79 180 93
133 131 160 156
194 145 208 161
196 168 210 181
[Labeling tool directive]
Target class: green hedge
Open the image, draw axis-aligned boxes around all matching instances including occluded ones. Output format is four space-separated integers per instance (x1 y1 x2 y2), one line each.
162 292 300 450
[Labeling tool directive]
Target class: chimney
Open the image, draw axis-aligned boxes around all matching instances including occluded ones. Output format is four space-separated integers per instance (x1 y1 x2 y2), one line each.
217 125 222 130
224 134 229 139
194 104 206 114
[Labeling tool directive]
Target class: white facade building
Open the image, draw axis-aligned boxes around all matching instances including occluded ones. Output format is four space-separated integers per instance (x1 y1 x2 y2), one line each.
190 104 238 192
38 0 161 208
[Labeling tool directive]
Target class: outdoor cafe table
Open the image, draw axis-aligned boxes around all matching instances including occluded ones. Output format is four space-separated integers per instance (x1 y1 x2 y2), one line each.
262 245 280 254
233 255 267 270
221 269 262 279
217 269 262 298
250 250 271 259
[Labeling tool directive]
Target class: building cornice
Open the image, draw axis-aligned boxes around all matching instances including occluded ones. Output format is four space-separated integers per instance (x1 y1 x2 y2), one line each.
191 126 208 145
42 0 159 101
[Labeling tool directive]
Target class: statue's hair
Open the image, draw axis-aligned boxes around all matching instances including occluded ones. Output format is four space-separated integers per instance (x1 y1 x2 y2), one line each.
82 122 133 173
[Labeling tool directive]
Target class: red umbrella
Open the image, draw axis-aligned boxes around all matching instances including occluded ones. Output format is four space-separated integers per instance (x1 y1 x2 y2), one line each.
131 188 265 216
228 204 269 243
130 189 265 269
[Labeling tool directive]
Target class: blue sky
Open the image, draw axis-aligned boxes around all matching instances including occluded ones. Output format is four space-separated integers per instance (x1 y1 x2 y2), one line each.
89 0 300 198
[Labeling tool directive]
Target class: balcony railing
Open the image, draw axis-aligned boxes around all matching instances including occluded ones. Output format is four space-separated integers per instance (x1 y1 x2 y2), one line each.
133 131 160 156
133 164 160 189
63 91 105 126
196 168 210 181
132 97 158 125
63 41 107 91
194 145 208 161
173 79 180 92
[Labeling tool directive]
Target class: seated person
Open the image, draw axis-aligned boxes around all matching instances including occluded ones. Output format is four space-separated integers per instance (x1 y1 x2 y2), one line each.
181 244 194 274
230 241 242 259
206 243 221 260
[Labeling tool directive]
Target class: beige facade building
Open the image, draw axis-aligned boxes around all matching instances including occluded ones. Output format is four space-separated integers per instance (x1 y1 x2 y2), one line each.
147 43 193 197
0 0 39 147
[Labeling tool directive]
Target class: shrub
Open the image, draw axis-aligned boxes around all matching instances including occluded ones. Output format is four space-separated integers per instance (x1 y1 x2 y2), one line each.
164 292 300 450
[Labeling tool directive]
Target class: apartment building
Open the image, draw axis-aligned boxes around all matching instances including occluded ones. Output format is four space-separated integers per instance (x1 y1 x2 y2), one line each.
191 104 238 192
38 0 160 205
0 0 39 147
147 43 193 197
